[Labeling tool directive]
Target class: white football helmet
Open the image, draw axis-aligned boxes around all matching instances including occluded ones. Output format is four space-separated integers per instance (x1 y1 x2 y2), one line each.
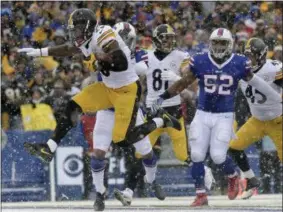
113 22 136 52
209 28 234 59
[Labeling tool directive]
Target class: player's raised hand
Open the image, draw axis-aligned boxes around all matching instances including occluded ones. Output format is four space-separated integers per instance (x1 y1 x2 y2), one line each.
161 70 181 81
17 48 48 57
151 97 164 115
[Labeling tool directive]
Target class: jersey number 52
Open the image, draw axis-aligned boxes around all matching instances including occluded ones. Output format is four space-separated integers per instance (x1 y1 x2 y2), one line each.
204 75 233 95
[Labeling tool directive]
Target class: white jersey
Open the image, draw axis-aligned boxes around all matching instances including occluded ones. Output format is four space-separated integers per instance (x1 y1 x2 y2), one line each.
79 25 138 88
145 49 190 108
240 59 282 121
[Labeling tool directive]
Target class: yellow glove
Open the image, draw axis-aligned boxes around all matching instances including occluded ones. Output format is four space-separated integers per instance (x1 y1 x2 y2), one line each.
83 53 97 72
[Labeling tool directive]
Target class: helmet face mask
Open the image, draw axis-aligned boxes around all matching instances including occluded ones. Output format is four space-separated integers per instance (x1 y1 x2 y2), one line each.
68 23 88 47
210 39 230 58
209 28 233 59
67 9 96 47
153 24 176 53
244 38 267 71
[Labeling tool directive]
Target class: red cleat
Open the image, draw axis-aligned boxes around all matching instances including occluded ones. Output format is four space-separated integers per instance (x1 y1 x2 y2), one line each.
228 176 240 200
190 193 208 207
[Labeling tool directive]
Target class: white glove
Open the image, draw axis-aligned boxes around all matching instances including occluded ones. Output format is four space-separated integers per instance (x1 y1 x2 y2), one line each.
161 70 181 81
151 97 164 115
17 47 48 57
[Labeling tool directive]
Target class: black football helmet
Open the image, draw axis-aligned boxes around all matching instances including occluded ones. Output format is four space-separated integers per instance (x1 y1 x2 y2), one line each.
244 37 267 71
67 8 97 47
152 24 176 53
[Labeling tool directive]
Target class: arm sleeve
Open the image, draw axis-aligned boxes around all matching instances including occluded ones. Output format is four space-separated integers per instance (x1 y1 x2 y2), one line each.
247 74 281 102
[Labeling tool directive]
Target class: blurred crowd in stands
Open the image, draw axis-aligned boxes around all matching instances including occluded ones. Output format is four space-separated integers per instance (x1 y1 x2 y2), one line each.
1 1 282 195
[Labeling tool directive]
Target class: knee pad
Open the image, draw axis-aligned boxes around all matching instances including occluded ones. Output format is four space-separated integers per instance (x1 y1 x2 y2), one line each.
191 151 206 163
211 152 226 165
91 157 106 172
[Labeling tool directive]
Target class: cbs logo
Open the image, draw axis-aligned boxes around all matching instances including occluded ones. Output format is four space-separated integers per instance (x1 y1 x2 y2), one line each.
63 154 83 177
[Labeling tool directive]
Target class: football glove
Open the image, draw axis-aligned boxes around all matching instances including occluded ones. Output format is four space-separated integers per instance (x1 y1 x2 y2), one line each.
151 97 164 115
161 70 181 81
83 53 97 72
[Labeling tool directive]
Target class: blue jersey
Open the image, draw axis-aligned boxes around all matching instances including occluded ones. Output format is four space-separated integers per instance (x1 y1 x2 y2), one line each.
97 49 148 112
190 53 251 113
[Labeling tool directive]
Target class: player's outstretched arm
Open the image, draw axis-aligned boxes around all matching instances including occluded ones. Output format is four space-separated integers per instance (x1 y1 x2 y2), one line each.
18 44 81 57
161 70 196 100
244 71 282 102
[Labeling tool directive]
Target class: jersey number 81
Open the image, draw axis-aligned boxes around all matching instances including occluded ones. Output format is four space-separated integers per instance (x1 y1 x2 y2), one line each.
152 69 169 91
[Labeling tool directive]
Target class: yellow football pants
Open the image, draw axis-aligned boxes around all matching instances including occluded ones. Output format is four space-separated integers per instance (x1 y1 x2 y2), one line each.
73 81 141 143
148 117 189 162
230 116 282 161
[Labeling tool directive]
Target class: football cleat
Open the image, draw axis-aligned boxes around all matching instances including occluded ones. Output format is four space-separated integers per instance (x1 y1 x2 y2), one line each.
148 180 166 200
190 193 208 207
156 108 182 131
241 177 260 199
94 192 106 211
228 175 240 200
114 188 133 206
24 142 54 163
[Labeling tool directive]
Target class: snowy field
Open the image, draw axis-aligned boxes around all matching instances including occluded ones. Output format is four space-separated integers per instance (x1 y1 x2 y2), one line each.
2 194 282 212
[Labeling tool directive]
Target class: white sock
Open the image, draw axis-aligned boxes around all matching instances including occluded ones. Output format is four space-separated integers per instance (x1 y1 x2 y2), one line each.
47 139 57 153
152 118 164 128
243 169 255 179
93 169 106 194
143 164 157 184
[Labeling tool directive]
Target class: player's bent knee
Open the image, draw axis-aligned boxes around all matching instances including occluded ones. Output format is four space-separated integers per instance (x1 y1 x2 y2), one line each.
211 152 226 164
133 137 152 156
93 149 107 160
191 151 206 162
229 139 245 150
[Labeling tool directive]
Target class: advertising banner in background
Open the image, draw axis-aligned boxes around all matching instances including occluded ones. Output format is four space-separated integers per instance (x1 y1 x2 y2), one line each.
56 146 84 186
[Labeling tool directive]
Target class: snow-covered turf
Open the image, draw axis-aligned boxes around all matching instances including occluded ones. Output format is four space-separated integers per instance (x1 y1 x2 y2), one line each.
2 194 282 212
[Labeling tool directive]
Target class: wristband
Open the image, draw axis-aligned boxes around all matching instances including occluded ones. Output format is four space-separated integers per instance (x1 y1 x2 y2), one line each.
160 90 172 100
41 47 49 56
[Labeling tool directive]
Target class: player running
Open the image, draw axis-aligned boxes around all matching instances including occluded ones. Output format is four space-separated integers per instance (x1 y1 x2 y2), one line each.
229 37 282 199
86 22 166 211
17 9 180 211
114 24 215 206
18 8 181 162
151 28 282 206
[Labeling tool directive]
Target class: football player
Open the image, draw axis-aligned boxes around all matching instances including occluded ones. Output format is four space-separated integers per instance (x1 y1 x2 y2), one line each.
114 24 215 206
87 22 166 210
151 28 282 206
229 37 282 199
17 9 180 211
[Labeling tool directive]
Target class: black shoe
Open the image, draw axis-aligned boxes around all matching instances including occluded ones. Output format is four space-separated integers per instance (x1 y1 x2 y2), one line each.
156 108 181 131
241 177 261 199
113 188 132 206
24 142 54 163
150 180 166 200
94 192 105 211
